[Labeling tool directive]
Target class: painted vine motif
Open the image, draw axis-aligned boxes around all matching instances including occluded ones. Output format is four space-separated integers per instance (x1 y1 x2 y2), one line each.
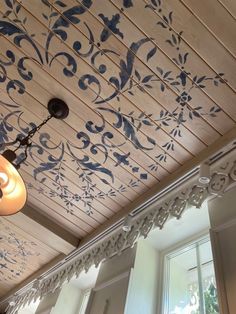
0 0 226 216
0 220 40 282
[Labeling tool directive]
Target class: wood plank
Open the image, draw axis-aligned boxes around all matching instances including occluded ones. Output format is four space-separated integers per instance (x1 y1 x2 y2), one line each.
0 108 133 230
0 17 190 171
0 254 64 303
0 38 169 184
0 240 47 271
0 109 115 228
7 209 79 252
6 0 206 159
70 0 234 144
0 79 144 209
51 0 218 151
0 151 108 234
109 0 236 124
0 220 59 260
137 0 236 114
0 35 160 199
0 218 60 297
218 0 236 18
182 0 236 56
3 115 123 219
46 0 217 149
27 196 88 238
0 0 234 224
74 3 235 134
23 171 95 234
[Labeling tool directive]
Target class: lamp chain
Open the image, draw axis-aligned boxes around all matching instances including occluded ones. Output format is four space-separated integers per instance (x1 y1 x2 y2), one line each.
14 114 53 168
27 115 52 140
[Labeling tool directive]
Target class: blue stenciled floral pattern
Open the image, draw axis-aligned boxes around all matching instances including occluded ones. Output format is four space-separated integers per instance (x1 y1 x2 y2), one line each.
0 0 226 216
176 92 192 106
99 13 124 41
0 220 40 281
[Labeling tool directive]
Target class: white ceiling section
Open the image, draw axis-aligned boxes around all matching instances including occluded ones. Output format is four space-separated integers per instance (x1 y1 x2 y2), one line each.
0 0 236 306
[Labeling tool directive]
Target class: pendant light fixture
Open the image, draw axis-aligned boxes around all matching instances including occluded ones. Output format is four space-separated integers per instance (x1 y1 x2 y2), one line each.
0 99 69 216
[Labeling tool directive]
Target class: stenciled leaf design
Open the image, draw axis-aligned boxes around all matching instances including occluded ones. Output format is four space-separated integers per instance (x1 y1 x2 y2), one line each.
0 21 43 63
147 46 157 61
98 107 156 151
45 1 93 63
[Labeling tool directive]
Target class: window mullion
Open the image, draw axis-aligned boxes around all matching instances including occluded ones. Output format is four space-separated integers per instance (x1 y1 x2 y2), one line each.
196 243 206 314
163 255 170 314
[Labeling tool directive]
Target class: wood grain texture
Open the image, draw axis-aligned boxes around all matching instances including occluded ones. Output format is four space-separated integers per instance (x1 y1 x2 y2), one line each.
0 0 235 299
218 0 236 19
0 218 62 297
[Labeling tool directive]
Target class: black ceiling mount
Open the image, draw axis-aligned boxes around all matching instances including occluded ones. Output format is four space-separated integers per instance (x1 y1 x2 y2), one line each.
48 98 69 120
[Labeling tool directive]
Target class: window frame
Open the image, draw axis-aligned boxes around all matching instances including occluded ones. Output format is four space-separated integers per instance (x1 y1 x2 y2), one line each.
159 232 213 314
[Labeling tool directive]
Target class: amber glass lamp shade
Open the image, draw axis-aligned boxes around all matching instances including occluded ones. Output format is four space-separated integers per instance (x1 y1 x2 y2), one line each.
0 155 27 216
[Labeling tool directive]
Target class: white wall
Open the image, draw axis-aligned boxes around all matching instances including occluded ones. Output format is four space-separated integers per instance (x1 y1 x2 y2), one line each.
18 300 40 314
87 275 130 314
33 283 82 314
125 239 159 314
52 284 81 314
35 289 60 314
95 245 136 286
85 246 136 314
86 242 159 314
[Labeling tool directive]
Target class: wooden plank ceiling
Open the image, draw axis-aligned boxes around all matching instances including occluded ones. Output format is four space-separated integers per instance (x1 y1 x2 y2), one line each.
0 216 62 297
0 0 235 296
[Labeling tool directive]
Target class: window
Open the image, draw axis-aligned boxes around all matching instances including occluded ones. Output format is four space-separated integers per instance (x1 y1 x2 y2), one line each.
163 236 219 314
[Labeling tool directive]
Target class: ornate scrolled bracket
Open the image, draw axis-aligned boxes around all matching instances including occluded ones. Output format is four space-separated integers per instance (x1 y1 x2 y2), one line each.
103 240 113 259
154 204 170 229
169 196 187 219
208 173 230 196
66 265 75 282
74 260 83 278
188 185 208 208
93 247 104 268
83 253 93 273
139 213 155 238
114 233 126 255
125 224 140 247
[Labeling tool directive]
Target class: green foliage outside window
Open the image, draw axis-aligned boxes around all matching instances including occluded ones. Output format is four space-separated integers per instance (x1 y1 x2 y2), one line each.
204 283 219 314
191 283 219 314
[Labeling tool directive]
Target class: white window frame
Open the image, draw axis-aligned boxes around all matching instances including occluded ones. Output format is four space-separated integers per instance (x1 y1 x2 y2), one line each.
159 231 213 314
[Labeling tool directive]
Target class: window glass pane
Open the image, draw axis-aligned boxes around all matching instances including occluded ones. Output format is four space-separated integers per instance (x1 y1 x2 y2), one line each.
168 245 200 314
199 241 219 314
165 238 220 314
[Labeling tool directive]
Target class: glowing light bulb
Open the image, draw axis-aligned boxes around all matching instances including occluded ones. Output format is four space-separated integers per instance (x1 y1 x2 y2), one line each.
0 156 27 216
0 171 9 187
0 166 16 196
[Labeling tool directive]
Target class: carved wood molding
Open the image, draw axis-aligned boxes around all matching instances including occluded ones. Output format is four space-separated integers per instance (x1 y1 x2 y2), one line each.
3 143 236 314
